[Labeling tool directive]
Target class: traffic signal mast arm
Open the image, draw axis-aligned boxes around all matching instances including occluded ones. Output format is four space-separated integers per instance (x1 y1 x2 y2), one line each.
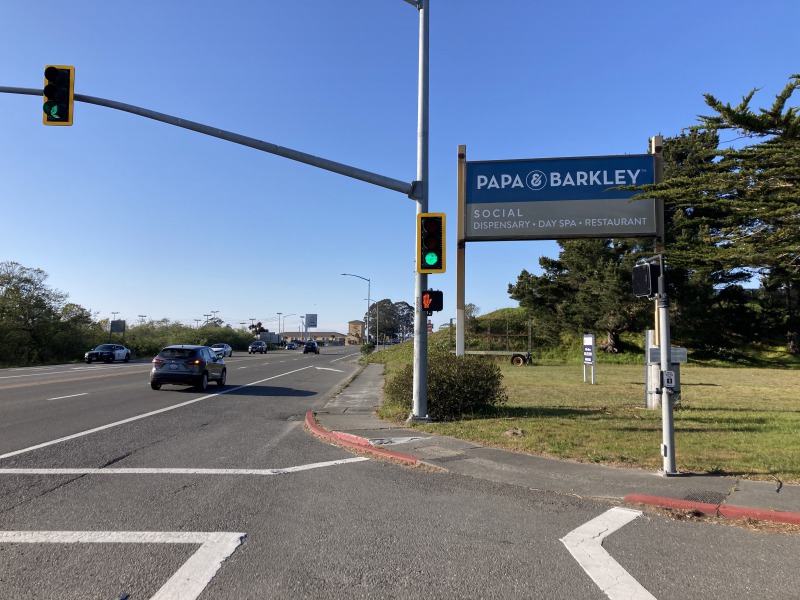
1 85 419 199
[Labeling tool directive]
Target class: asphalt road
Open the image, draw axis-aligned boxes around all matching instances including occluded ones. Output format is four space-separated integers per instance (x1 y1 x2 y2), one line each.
1 348 799 599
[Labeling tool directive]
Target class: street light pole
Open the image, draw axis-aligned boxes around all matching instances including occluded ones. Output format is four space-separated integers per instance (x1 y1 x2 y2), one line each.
282 313 295 339
342 273 370 344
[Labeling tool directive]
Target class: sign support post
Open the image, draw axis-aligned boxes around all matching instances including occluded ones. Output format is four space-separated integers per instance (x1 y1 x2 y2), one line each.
456 145 467 356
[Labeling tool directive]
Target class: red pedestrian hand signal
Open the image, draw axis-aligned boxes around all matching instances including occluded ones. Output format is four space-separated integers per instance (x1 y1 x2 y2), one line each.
421 290 443 313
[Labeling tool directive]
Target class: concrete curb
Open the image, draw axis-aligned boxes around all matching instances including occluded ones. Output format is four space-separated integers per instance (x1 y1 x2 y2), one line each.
625 493 800 526
304 412 419 466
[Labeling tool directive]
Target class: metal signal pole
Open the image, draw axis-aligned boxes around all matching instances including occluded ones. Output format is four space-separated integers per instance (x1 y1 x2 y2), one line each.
410 0 431 422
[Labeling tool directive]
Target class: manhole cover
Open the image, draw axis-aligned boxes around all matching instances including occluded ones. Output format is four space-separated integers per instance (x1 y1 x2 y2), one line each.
684 491 727 504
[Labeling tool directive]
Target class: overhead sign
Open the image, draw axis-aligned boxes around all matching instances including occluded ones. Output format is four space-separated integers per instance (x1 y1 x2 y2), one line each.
465 154 657 241
305 314 317 328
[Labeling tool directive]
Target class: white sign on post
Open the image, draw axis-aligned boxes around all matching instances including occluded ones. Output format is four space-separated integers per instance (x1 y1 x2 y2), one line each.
583 333 595 384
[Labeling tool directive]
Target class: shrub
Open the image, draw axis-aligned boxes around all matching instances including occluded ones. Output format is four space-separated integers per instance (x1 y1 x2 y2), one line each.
384 353 508 421
361 343 375 356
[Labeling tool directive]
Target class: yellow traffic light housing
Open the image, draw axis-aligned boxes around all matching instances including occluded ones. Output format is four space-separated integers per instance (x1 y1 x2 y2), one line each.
43 65 75 126
417 213 446 274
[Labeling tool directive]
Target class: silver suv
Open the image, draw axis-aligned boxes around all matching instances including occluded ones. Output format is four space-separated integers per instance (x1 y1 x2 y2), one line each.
150 345 227 391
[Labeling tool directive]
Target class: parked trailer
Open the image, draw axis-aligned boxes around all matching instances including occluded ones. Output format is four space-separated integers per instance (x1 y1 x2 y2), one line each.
450 318 534 366
464 350 532 366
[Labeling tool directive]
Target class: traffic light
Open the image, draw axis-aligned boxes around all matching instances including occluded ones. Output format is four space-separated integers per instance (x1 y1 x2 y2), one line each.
417 213 446 274
632 262 660 298
43 65 75 126
421 290 443 315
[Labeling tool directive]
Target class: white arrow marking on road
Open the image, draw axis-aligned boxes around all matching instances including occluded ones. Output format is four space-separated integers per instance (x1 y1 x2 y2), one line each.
0 530 244 600
0 457 369 476
560 507 656 600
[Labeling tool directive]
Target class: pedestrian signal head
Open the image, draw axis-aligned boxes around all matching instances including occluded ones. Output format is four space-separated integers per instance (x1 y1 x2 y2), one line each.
421 290 443 314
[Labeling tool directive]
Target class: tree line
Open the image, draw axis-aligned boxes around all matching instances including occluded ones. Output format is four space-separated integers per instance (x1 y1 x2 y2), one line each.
0 261 262 366
508 75 799 358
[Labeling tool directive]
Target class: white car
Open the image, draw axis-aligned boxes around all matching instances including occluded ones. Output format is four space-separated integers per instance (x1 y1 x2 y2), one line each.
211 343 233 357
85 344 131 364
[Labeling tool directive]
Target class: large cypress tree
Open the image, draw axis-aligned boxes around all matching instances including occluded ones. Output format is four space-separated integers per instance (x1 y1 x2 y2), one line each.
637 75 800 352
508 238 651 352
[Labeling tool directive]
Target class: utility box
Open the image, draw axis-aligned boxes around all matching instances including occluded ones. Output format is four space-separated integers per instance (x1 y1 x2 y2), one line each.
645 330 686 408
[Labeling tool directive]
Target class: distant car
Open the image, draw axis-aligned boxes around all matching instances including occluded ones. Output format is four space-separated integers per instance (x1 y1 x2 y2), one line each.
211 343 233 357
285 342 297 350
248 341 267 354
303 340 320 355
85 344 131 364
150 345 226 391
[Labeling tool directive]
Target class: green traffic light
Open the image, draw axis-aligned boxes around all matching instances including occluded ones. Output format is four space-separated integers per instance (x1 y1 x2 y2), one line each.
42 65 75 126
43 101 62 119
424 251 440 266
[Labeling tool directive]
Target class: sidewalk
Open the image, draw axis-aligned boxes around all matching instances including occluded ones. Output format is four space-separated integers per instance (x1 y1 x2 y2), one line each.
307 363 800 527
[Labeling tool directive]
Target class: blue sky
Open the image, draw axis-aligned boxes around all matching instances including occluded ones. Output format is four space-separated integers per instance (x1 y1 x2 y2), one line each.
2 0 798 336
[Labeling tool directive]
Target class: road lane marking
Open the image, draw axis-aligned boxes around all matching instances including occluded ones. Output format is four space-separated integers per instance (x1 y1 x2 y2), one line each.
315 367 344 372
47 393 89 401
0 530 245 600
331 353 361 363
0 457 369 476
0 365 316 460
561 507 655 600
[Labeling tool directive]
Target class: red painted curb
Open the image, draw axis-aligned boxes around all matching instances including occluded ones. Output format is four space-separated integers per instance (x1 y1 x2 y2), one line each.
719 504 800 526
304 412 419 465
625 493 800 526
625 494 719 515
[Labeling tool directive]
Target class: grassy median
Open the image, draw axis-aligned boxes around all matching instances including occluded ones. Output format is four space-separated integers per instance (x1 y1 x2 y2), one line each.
368 341 800 483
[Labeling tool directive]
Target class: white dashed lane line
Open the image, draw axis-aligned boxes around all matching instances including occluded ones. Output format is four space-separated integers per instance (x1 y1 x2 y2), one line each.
0 457 370 476
0 366 315 460
47 393 89 402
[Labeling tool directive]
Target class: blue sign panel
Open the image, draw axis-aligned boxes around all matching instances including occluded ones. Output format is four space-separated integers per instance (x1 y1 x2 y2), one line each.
464 154 657 241
467 155 654 203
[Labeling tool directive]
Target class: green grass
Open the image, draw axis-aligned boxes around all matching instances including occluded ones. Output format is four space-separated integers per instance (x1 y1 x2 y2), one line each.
369 339 800 482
